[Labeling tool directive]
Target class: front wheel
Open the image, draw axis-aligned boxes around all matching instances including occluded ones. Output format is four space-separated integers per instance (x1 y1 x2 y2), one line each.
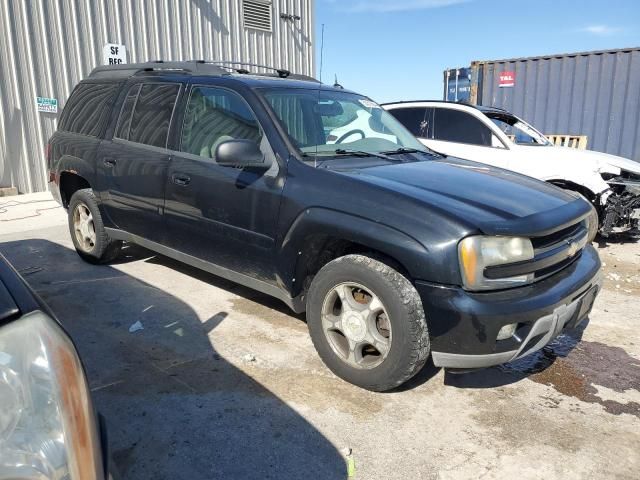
306 255 430 391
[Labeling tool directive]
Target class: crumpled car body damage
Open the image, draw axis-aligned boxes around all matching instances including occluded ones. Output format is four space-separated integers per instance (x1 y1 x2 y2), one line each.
599 170 640 236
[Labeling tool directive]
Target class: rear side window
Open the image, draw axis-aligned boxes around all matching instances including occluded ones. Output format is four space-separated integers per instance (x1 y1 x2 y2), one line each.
124 84 180 148
433 108 492 146
58 83 117 137
389 107 432 138
114 84 140 140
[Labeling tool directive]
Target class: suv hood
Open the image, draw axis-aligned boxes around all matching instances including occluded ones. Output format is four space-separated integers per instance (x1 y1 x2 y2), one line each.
339 156 591 237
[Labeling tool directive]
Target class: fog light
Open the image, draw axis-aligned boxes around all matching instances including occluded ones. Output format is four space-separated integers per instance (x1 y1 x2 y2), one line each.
497 323 517 340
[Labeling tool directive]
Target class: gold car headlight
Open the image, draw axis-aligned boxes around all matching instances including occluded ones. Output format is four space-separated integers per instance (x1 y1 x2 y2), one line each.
458 236 534 291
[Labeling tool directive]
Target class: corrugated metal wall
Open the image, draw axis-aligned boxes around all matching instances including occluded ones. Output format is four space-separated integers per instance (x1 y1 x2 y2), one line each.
0 0 315 193
472 48 640 162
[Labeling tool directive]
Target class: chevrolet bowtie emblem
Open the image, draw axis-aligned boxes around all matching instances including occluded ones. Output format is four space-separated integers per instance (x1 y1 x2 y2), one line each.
567 241 579 257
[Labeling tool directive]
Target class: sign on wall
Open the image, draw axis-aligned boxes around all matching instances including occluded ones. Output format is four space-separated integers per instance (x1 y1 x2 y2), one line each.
499 71 515 88
36 96 58 113
103 43 127 65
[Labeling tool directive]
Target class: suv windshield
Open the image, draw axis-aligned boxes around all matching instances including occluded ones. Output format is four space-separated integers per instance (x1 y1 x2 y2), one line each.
487 112 551 146
261 88 427 158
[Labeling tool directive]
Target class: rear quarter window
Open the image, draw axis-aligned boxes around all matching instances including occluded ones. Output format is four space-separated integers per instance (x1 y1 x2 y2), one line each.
58 83 118 137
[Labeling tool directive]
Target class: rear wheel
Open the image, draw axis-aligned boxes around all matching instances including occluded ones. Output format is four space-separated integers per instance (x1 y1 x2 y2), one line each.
306 254 430 391
68 189 122 264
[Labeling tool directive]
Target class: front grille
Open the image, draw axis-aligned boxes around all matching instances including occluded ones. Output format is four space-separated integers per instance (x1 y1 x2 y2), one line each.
485 220 588 282
531 222 582 250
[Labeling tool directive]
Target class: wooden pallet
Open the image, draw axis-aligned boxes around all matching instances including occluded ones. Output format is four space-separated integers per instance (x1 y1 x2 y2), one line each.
545 134 588 149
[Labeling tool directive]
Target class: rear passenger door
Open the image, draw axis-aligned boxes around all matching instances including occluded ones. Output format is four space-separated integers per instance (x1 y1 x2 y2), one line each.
163 84 284 284
96 82 182 242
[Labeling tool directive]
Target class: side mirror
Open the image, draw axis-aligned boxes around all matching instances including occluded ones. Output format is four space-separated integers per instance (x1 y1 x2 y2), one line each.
215 139 270 168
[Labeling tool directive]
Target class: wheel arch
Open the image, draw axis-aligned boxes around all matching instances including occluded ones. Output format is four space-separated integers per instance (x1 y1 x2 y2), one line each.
278 208 431 300
547 179 598 203
59 171 91 208
56 154 96 208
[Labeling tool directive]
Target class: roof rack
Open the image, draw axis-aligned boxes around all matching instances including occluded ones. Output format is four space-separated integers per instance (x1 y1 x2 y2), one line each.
89 60 320 83
207 61 291 77
205 61 320 83
89 60 230 79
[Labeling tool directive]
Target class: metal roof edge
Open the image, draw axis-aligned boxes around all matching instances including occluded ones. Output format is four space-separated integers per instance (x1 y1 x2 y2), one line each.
471 46 640 65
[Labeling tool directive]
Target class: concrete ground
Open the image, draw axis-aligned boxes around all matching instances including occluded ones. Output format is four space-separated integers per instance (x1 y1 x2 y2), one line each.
1 193 639 480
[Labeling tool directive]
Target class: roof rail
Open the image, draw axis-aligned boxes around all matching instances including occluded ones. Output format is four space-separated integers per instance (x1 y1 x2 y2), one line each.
88 60 230 79
206 61 320 83
88 59 320 83
207 61 291 77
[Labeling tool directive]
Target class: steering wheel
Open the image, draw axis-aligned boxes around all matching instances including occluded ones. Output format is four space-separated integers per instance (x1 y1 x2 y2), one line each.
336 129 366 144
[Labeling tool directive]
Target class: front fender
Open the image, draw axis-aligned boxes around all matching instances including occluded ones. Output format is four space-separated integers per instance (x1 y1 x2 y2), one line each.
541 172 609 196
277 207 438 296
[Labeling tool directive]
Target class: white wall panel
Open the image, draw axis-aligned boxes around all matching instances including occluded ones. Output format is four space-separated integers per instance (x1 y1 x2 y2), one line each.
0 0 315 193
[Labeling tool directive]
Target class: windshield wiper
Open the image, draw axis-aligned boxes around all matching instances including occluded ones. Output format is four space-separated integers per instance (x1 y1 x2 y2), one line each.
382 146 444 157
381 147 421 155
333 148 397 161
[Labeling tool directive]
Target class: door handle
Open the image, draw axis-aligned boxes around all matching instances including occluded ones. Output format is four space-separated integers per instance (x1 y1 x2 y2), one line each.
171 173 191 186
103 158 117 167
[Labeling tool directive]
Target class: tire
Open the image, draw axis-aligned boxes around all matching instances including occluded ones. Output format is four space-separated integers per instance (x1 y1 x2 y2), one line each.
68 188 122 264
306 254 430 391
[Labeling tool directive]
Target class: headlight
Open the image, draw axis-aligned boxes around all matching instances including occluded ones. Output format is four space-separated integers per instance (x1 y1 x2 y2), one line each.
0 311 104 480
458 236 534 291
584 205 599 243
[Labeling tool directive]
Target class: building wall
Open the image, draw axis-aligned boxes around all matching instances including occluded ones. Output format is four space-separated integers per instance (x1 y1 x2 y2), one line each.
0 0 315 193
471 48 640 162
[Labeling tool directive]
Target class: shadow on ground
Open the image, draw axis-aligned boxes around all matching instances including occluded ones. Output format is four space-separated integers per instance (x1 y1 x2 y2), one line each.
0 239 346 480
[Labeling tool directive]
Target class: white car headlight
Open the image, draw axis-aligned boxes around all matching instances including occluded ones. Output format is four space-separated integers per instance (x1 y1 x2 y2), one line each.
458 236 534 291
0 311 104 480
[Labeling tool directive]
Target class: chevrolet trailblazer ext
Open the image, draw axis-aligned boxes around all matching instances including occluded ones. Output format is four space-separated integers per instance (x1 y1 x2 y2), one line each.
48 61 601 391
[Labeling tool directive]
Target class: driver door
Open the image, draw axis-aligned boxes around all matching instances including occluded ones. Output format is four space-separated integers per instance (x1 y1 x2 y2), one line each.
163 84 284 284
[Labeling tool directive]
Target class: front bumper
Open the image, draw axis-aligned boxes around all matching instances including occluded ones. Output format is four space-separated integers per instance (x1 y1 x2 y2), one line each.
416 245 601 369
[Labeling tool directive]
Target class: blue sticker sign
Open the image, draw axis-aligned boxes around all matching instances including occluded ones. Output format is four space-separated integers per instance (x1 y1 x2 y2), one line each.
36 96 58 113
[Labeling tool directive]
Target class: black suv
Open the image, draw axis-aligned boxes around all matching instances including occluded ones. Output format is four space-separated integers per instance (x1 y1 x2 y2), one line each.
48 61 601 391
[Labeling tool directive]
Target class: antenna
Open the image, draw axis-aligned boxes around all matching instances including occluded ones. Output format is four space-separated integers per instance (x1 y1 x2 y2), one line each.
319 23 325 83
334 75 343 89
315 23 326 169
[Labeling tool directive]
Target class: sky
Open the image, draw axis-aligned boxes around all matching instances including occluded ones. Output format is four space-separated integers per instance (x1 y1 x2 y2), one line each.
315 0 640 102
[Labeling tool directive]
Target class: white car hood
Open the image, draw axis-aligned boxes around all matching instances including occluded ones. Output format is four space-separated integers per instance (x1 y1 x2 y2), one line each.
543 146 640 175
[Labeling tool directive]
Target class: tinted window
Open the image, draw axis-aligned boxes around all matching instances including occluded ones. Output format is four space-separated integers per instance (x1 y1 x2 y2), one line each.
114 84 140 140
128 84 180 148
433 108 492 146
59 83 117 137
180 87 262 159
388 107 431 137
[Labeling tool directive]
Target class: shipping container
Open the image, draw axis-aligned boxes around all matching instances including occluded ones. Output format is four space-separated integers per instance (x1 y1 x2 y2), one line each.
443 67 472 103
0 0 315 194
446 48 640 162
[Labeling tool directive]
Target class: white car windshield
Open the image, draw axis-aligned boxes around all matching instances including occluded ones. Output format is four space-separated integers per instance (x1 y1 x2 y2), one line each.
487 112 551 146
261 88 428 158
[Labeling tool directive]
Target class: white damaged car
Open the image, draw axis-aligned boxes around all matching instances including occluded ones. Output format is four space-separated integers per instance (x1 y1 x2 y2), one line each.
384 101 640 238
